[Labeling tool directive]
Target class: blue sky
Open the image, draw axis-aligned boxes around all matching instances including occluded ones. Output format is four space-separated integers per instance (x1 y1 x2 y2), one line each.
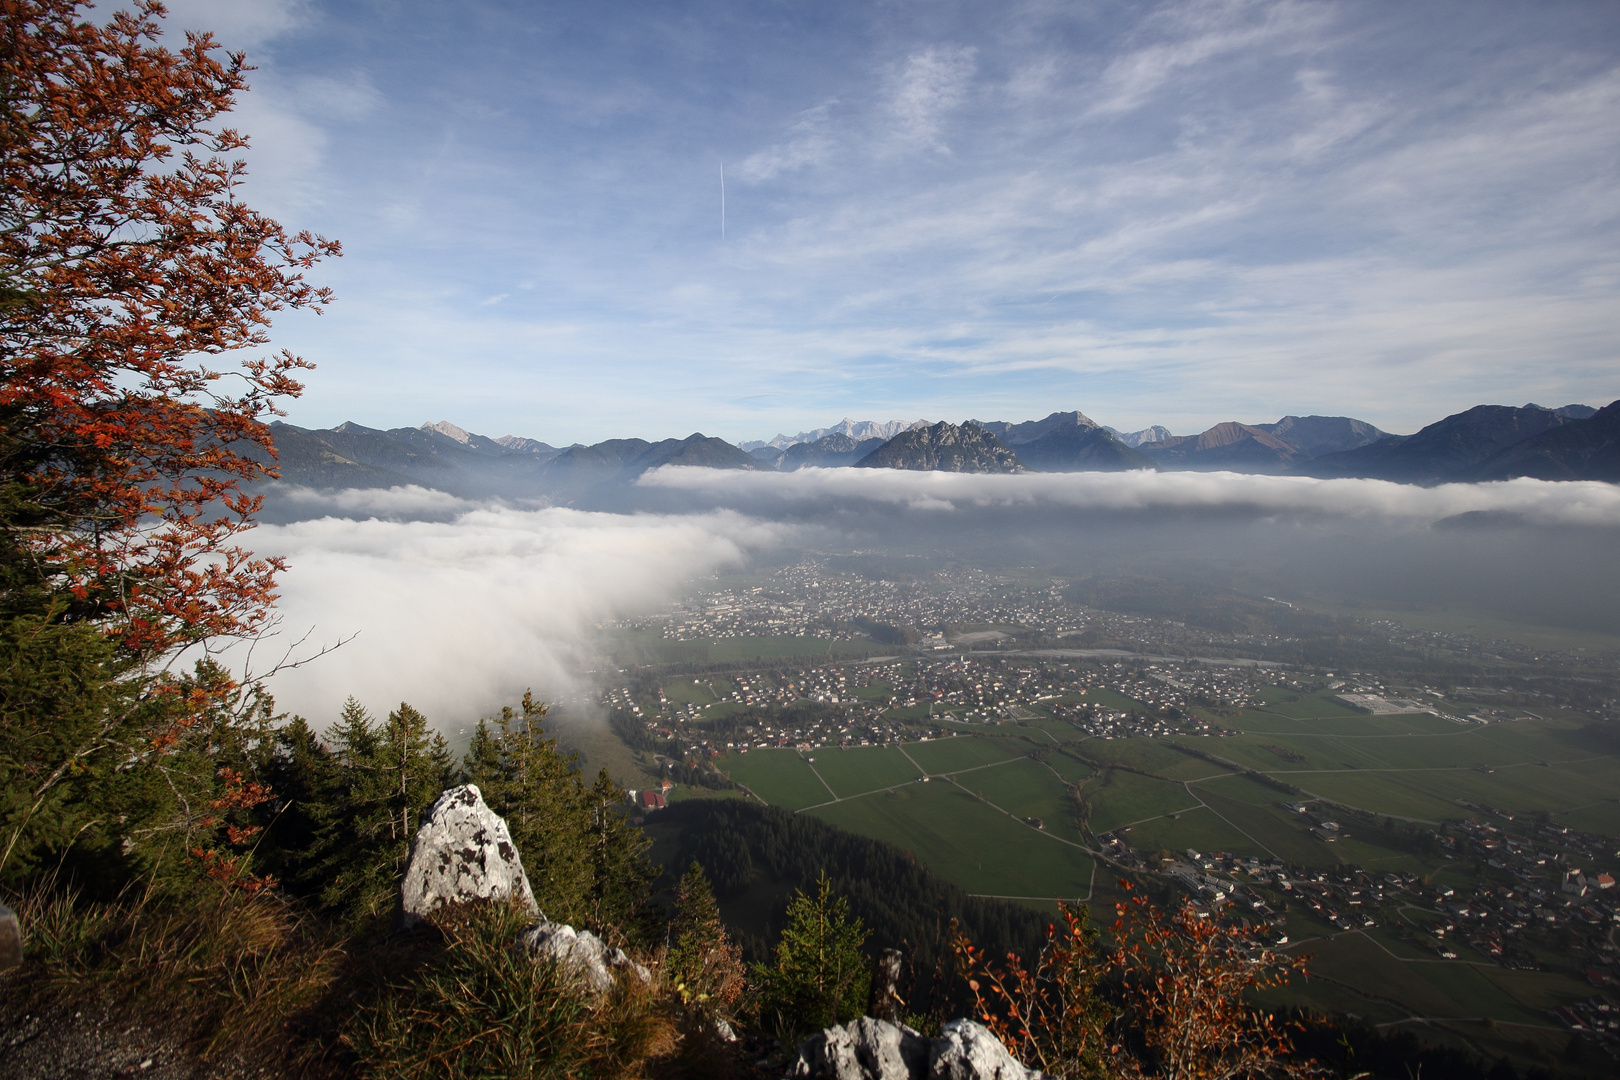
169 0 1620 444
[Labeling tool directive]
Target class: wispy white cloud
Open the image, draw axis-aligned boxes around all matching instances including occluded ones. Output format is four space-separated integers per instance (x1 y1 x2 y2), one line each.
638 466 1620 528
885 45 977 152
248 507 791 725
740 103 837 181
236 0 1620 442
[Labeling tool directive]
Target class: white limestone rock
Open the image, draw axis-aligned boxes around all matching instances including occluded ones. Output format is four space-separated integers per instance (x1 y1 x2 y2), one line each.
791 1017 1041 1080
397 784 537 928
791 1016 931 1080
928 1020 1040 1080
515 921 650 993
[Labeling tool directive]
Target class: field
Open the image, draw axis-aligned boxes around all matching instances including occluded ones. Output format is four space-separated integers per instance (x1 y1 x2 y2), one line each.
720 749 834 811
718 733 1097 900
670 643 1618 1073
809 783 1095 899
805 745 922 799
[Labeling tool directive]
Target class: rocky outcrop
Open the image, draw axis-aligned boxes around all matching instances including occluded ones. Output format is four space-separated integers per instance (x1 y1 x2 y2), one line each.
396 784 538 928
514 921 650 993
792 1017 1042 1080
0 902 20 971
856 422 1024 474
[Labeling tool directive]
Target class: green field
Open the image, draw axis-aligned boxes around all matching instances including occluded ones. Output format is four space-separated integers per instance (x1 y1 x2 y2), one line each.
719 749 833 810
905 734 1031 774
1084 771 1201 832
808 782 1094 899
807 745 923 799
1119 806 1264 859
960 757 1087 845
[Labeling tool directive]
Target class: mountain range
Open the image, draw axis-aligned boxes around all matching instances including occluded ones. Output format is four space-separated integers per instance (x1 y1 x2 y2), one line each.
258 400 1618 504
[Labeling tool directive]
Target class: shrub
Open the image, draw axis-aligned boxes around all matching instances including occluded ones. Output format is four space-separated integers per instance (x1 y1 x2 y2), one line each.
344 899 674 1080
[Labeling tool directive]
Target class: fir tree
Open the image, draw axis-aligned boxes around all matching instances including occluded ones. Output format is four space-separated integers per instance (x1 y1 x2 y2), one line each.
666 861 744 1017
753 871 871 1038
459 692 657 935
304 699 453 927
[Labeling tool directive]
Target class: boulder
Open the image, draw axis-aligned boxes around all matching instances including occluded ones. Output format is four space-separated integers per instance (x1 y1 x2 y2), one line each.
791 1017 1041 1080
514 920 650 993
791 1016 931 1080
397 784 537 928
930 1019 1041 1080
0 902 19 971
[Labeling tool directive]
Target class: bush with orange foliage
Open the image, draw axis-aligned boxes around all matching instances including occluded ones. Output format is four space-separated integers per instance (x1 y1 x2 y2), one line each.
953 883 1324 1080
0 0 337 881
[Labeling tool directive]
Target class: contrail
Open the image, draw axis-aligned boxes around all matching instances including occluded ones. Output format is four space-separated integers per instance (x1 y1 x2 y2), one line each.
720 161 726 240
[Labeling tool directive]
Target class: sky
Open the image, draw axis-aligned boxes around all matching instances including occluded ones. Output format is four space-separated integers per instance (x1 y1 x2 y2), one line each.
165 0 1620 445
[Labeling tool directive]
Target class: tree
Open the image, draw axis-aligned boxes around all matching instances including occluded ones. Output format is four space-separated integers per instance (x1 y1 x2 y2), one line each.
461 692 656 935
951 903 1112 1080
952 887 1319 1080
0 0 337 879
665 861 745 1018
301 700 454 926
752 871 871 1038
1107 885 1313 1080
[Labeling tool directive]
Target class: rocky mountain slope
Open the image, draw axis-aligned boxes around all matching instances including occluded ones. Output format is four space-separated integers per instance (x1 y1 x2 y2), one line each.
855 421 1024 473
1301 404 1593 483
778 433 887 470
1138 421 1306 473
1469 401 1620 482
1003 416 1152 472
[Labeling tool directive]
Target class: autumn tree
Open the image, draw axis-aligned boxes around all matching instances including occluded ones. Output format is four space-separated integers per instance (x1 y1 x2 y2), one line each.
952 902 1113 1080
955 887 1321 1080
1106 885 1315 1080
0 0 337 879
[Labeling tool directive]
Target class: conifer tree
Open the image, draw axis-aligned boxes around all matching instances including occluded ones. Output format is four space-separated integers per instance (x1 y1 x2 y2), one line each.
666 861 745 1018
585 767 657 936
753 871 871 1037
460 693 657 935
304 699 452 926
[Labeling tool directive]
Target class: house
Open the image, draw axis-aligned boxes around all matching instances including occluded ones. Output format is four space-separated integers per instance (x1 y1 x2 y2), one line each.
639 790 667 811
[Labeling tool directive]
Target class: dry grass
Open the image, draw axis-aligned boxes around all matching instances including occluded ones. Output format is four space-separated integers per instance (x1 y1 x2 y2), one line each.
344 899 677 1080
3 876 346 1068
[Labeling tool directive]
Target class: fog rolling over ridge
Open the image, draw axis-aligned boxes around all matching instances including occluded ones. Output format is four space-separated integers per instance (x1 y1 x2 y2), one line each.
245 507 790 725
249 469 1620 729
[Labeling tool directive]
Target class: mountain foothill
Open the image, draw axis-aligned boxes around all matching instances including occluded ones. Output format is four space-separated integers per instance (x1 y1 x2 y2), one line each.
261 400 1620 503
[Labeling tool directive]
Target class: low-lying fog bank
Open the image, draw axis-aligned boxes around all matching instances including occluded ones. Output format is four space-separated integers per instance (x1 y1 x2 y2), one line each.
248 470 1620 728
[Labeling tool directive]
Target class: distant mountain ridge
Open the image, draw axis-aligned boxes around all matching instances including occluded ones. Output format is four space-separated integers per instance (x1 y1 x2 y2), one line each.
741 418 919 452
1300 404 1594 484
261 399 1617 504
1104 424 1175 447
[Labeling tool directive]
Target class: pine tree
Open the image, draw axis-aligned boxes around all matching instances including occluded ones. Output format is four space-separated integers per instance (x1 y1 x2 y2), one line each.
304 699 453 927
460 693 657 937
666 861 744 1017
585 767 657 936
753 871 871 1038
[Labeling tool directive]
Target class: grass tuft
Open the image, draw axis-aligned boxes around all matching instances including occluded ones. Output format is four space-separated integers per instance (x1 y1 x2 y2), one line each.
344 899 676 1080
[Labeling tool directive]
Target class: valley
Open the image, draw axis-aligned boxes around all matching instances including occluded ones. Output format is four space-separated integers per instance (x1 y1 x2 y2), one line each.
559 557 1620 1074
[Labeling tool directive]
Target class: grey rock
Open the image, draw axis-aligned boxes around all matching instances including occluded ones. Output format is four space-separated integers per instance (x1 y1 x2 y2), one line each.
397 784 537 928
792 1018 1039 1080
929 1020 1040 1080
514 920 650 993
0 902 19 971
792 1017 931 1080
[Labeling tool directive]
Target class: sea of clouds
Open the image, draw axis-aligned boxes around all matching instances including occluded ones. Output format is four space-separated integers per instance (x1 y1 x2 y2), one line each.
247 469 1620 727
